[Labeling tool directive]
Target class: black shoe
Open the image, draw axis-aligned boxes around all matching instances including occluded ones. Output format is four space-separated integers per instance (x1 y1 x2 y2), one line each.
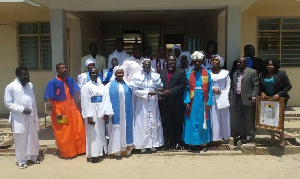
245 136 254 143
202 146 208 152
233 136 241 146
91 157 99 163
175 144 181 150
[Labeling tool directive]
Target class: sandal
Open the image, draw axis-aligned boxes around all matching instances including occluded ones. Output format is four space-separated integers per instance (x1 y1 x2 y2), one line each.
19 163 27 169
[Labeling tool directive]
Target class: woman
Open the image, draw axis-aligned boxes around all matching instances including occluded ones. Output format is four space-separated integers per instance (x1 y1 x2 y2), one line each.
210 55 231 143
203 41 218 69
259 58 292 147
179 51 192 72
106 66 134 156
182 51 213 152
103 57 118 85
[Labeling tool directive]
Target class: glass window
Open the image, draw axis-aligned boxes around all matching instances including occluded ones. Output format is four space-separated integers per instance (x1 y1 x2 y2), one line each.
18 22 52 70
258 18 300 66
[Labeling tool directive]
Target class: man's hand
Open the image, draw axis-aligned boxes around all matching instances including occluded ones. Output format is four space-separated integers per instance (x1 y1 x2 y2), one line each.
163 90 170 96
186 103 191 111
261 92 267 99
23 108 31 115
88 117 95 126
103 115 109 122
148 91 157 96
56 114 62 120
212 88 221 95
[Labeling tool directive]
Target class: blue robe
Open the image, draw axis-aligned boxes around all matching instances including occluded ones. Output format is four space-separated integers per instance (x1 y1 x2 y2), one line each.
182 69 213 145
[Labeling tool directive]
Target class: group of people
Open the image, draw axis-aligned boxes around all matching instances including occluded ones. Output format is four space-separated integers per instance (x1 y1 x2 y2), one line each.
4 38 292 169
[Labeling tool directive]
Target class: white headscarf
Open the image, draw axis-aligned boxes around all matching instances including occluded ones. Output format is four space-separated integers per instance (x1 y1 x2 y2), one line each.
212 54 225 67
113 65 124 75
191 51 205 60
85 58 96 67
172 45 182 57
178 51 192 67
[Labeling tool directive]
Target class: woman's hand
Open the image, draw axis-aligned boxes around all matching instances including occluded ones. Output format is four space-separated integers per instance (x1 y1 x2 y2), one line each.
273 94 280 100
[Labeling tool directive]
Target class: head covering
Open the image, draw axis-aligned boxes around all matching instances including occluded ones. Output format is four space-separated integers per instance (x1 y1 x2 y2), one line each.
113 65 124 75
191 51 205 60
141 58 151 64
178 51 192 67
172 45 182 56
85 58 96 67
212 54 225 67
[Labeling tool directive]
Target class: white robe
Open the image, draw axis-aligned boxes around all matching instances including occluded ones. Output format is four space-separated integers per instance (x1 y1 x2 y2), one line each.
210 69 231 141
122 56 144 83
106 83 133 155
108 50 130 68
4 79 39 163
77 72 88 90
130 71 164 149
81 80 114 158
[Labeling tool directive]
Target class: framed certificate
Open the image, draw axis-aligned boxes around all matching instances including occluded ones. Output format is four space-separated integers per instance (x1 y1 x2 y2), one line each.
255 96 285 132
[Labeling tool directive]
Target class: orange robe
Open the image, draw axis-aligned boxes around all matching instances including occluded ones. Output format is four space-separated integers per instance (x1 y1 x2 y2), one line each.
50 77 86 158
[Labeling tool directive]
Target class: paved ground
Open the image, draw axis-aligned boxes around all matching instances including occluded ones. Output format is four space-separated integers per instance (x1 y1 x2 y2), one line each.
1 153 300 179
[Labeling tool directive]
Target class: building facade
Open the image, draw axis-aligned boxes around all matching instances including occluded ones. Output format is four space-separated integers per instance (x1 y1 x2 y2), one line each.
0 0 298 114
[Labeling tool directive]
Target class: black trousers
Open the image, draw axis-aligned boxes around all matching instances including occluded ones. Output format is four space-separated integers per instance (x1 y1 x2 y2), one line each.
164 107 185 145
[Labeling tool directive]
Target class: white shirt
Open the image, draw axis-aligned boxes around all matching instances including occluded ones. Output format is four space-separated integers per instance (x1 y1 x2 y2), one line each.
108 50 130 68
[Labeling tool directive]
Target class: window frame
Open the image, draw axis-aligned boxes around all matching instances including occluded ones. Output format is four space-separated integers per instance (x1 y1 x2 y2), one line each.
257 17 300 67
17 22 52 71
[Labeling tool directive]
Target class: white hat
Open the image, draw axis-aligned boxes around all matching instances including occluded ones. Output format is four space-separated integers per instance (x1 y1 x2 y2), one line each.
85 58 96 67
191 51 205 60
212 54 225 67
141 58 151 64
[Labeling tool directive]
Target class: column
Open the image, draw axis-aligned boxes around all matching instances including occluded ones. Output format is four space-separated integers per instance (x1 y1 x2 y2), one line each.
50 9 67 76
226 5 241 71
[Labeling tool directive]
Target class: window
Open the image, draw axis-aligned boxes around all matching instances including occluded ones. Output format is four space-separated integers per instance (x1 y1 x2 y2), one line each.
258 18 300 66
18 22 52 70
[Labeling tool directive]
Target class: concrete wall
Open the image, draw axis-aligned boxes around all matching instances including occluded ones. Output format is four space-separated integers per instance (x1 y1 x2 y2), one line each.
0 9 52 115
0 8 83 115
241 1 300 106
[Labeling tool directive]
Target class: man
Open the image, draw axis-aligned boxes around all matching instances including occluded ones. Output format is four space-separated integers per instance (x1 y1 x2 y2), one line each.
130 59 164 152
182 51 213 152
4 67 40 169
44 63 86 158
230 44 263 78
122 44 144 83
81 43 106 73
81 67 114 163
160 54 188 149
230 57 260 144
78 58 103 89
108 38 130 68
143 45 153 61
152 45 167 73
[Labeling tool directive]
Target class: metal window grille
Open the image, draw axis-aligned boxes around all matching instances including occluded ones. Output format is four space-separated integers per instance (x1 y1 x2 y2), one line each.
18 22 52 70
258 18 300 66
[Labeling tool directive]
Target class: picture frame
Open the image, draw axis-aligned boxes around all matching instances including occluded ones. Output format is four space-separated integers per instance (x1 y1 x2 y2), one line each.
255 96 285 132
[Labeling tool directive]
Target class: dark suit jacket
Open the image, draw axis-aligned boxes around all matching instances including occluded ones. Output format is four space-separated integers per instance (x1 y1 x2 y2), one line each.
230 57 263 78
230 67 260 106
160 68 188 110
259 70 292 99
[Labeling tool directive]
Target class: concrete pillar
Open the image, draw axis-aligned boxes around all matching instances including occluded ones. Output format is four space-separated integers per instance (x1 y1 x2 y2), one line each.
50 9 67 76
226 5 241 71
